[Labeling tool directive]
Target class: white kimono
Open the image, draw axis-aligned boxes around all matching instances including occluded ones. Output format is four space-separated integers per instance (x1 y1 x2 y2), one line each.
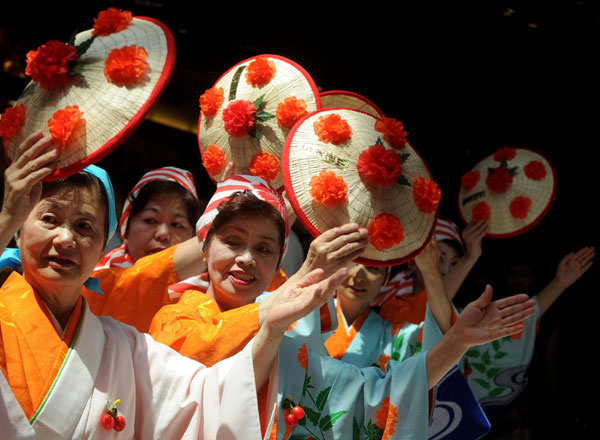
0 298 277 439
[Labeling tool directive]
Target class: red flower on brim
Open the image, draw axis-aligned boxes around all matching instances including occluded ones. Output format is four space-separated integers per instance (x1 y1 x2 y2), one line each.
199 87 225 117
249 152 280 182
413 176 441 213
202 144 226 176
374 117 408 150
245 57 277 87
26 40 78 90
314 114 352 145
93 7 133 36
368 213 404 250
309 170 348 207
222 100 256 137
461 170 480 190
48 105 84 149
471 201 491 222
0 105 26 141
524 160 546 180
276 96 308 129
509 196 532 219
356 144 402 186
104 45 148 86
486 167 513 193
494 146 517 162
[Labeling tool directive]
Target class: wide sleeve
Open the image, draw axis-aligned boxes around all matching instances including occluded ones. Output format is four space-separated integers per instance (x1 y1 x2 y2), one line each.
83 246 180 333
148 290 260 367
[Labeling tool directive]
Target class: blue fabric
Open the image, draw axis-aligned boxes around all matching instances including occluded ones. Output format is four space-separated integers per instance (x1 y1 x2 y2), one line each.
0 248 22 272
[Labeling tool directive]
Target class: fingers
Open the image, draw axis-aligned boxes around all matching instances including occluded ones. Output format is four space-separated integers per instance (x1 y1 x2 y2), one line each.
464 220 489 239
574 246 595 267
296 268 325 288
471 284 493 309
494 293 531 310
13 132 55 169
500 304 536 327
495 323 526 339
316 267 349 299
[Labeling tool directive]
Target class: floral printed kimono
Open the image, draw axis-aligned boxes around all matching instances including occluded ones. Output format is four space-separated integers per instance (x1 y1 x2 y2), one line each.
0 272 277 439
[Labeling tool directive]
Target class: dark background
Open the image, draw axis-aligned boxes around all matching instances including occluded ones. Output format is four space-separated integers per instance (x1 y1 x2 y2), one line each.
2 1 598 437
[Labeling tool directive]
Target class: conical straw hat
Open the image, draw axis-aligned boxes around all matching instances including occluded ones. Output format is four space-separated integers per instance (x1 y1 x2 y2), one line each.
320 90 384 119
283 107 439 266
458 147 557 238
4 13 175 179
197 54 320 190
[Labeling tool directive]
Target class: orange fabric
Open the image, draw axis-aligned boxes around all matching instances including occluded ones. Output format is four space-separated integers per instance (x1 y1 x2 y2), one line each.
266 268 287 291
84 246 179 333
149 290 259 367
0 272 83 419
320 302 333 333
378 288 428 326
324 301 369 360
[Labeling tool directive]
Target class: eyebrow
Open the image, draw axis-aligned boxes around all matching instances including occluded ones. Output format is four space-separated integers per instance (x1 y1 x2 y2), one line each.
39 201 99 222
142 206 188 219
226 224 277 242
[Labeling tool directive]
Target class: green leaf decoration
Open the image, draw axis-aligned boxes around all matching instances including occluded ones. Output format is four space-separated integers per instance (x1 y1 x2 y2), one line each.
319 410 347 431
256 111 275 122
509 166 519 176
75 35 96 57
316 386 332 411
397 174 411 187
398 152 410 164
69 64 85 76
229 65 246 101
302 375 313 397
487 367 501 379
353 418 362 440
471 362 486 373
249 128 259 141
495 351 509 359
474 378 490 389
482 350 491 365
465 349 480 358
492 340 500 351
298 415 306 426
363 420 384 440
392 333 406 361
503 336 512 342
305 406 320 426
489 387 506 397
67 28 78 47
253 94 266 109
375 136 384 146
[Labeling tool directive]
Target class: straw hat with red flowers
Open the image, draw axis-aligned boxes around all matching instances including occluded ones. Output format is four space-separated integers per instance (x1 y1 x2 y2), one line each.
0 7 175 179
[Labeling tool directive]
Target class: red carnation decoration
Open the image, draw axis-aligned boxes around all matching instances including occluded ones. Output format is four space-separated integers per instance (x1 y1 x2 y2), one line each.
222 100 257 137
524 160 546 181
199 87 225 117
509 196 532 219
276 96 308 129
104 45 148 86
249 152 280 182
486 167 513 193
461 170 480 190
25 40 78 90
374 117 408 150
309 171 348 207
368 213 404 250
494 146 517 162
202 145 226 176
48 105 83 150
471 201 491 222
413 176 441 213
356 144 402 186
314 114 352 145
0 105 26 142
245 57 277 87
93 8 133 36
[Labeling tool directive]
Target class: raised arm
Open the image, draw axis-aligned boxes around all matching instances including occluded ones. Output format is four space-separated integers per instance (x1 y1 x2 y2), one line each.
536 246 595 317
444 220 489 300
425 284 536 388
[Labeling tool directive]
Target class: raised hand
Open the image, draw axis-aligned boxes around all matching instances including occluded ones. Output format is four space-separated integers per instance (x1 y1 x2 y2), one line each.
461 220 489 261
555 246 595 290
414 238 441 277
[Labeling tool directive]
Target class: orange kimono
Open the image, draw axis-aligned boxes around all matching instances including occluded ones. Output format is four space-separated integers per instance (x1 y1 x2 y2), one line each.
378 288 428 326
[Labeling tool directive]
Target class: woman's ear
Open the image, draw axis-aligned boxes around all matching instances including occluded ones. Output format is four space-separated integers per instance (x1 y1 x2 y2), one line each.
201 248 207 265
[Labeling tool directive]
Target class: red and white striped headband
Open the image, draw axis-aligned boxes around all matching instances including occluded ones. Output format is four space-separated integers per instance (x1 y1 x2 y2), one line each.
370 270 415 307
434 218 465 253
196 175 289 255
119 167 198 237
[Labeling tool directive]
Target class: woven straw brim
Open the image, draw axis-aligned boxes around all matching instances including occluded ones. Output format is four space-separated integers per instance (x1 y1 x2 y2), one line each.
458 148 557 238
320 90 384 119
6 17 174 179
283 108 436 266
198 55 320 190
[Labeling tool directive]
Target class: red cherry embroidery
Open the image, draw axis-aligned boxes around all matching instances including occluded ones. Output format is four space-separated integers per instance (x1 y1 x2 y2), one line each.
285 412 299 426
292 405 305 420
101 413 115 430
114 415 126 432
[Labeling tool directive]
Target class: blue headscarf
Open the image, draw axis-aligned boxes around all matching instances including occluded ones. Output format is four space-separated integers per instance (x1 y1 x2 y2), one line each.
0 165 117 293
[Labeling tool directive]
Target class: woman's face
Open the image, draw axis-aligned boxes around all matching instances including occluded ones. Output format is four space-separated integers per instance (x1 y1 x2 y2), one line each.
125 191 195 262
203 215 281 311
18 185 107 297
438 241 461 276
338 264 387 308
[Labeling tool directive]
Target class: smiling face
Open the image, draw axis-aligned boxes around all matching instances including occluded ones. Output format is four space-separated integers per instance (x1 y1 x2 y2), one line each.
125 191 195 262
337 264 387 312
203 215 281 311
18 185 107 301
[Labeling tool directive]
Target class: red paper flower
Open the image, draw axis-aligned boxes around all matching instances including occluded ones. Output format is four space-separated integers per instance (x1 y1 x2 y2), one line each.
48 105 83 149
249 152 280 182
314 114 352 145
471 201 491 222
222 100 257 137
356 144 402 186
245 57 276 87
0 105 26 141
524 160 546 180
374 117 408 150
461 170 480 190
202 144 226 176
486 167 513 193
276 96 308 129
199 87 225 117
104 45 148 86
93 7 133 36
494 146 517 162
368 213 404 250
413 176 441 213
25 40 78 90
309 170 348 207
510 196 532 219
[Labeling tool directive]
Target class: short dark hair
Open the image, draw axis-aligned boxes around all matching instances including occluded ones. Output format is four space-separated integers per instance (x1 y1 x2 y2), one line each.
204 190 285 266
42 172 109 245
126 180 203 237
